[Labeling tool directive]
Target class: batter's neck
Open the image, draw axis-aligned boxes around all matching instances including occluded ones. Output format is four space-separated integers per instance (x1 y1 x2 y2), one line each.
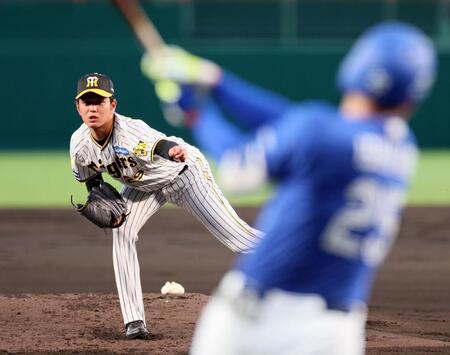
340 93 412 120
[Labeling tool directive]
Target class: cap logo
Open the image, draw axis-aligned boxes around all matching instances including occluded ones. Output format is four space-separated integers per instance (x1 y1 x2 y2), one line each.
86 76 99 88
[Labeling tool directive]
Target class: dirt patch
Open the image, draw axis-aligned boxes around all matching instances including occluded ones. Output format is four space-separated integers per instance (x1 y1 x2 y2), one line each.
0 293 204 354
0 207 449 354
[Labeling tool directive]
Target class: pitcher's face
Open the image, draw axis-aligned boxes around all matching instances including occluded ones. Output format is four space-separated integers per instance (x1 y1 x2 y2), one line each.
76 93 116 130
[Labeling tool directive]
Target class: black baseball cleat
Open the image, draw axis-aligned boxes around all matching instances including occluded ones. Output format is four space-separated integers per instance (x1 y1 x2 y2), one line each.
125 320 150 339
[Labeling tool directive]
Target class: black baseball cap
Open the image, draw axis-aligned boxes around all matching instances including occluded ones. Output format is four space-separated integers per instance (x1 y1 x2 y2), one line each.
75 73 115 99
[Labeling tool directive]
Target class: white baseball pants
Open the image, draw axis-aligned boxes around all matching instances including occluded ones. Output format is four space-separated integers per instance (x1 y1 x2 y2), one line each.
190 271 367 355
112 152 263 325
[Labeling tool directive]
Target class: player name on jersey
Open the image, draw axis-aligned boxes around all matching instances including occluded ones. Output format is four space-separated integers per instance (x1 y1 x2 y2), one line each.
353 119 417 181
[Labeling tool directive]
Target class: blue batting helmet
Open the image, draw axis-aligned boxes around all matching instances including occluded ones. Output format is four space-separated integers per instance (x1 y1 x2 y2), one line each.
337 21 437 108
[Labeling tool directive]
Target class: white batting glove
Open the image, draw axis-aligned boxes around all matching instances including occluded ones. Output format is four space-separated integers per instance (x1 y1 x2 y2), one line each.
141 46 222 87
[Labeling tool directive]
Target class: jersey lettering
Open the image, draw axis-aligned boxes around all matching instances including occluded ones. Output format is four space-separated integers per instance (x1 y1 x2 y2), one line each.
70 114 186 190
107 161 122 178
87 161 101 173
115 156 123 169
87 156 144 182
320 178 403 267
127 156 138 167
119 157 129 168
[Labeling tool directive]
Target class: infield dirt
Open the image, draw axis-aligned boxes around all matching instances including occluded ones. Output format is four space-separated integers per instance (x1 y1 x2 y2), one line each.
0 207 449 354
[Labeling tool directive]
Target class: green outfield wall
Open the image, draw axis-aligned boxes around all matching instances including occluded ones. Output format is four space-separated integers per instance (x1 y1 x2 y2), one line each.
1 1 449 149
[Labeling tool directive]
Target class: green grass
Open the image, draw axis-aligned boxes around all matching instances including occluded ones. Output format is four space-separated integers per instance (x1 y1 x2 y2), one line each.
408 150 450 205
0 150 449 208
0 151 86 208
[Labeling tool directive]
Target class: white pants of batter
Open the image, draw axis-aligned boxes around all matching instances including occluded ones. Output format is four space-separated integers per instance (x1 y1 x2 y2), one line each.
190 271 367 355
112 149 263 325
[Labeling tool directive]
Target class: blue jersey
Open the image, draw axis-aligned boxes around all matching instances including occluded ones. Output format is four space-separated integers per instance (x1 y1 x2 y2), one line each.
234 102 417 308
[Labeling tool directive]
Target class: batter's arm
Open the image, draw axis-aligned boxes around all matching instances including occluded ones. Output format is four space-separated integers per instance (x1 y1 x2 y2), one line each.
213 71 294 129
191 101 247 162
188 100 269 193
218 105 320 193
216 142 268 194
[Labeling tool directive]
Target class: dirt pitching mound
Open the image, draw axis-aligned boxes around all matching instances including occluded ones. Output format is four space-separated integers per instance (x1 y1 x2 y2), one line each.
0 207 449 354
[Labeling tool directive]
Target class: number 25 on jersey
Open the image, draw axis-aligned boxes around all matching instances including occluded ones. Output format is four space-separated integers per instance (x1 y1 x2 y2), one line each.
321 178 404 267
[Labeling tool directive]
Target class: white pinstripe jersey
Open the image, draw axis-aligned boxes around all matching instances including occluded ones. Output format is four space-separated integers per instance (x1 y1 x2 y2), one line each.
70 113 186 192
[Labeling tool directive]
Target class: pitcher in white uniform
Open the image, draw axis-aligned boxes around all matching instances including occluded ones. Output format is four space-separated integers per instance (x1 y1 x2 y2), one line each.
69 73 263 339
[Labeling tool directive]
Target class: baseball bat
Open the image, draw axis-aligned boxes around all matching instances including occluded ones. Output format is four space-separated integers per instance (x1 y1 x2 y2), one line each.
110 0 166 57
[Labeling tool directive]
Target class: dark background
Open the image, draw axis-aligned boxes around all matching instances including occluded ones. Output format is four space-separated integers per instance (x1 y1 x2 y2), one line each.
0 0 449 150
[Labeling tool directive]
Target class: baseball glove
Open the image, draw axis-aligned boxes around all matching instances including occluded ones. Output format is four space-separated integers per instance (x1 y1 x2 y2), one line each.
71 182 128 229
